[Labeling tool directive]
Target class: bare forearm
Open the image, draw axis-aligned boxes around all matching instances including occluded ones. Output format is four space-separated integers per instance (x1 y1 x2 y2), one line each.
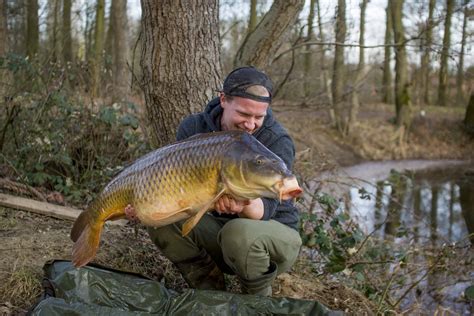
239 198 264 220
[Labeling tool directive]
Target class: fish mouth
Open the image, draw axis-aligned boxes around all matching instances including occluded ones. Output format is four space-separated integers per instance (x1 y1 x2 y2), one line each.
275 177 303 201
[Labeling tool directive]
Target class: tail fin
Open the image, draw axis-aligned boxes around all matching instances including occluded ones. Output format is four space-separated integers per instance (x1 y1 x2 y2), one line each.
71 211 91 242
70 211 104 267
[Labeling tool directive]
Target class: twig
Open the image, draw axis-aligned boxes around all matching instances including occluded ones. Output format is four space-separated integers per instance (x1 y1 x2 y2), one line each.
349 260 396 267
221 21 241 38
130 29 143 92
0 155 47 202
391 250 444 308
377 263 401 314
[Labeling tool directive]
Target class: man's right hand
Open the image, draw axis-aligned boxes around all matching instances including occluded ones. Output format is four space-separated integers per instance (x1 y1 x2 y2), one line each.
214 195 250 215
124 204 139 222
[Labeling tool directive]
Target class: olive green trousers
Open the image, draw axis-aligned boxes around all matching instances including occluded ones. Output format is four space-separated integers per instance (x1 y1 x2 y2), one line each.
148 214 302 293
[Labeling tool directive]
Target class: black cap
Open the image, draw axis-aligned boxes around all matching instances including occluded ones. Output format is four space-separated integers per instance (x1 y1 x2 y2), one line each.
222 66 273 103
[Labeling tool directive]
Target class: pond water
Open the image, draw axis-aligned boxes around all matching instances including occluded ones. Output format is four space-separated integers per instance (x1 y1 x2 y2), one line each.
346 161 473 246
314 160 474 314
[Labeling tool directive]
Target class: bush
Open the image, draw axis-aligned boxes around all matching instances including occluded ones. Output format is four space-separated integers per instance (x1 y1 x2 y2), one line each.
0 54 149 205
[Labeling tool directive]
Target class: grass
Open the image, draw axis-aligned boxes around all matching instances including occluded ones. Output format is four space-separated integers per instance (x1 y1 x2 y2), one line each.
0 264 42 312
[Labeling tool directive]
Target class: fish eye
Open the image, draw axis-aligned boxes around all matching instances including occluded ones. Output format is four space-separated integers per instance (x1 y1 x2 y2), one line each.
256 158 263 164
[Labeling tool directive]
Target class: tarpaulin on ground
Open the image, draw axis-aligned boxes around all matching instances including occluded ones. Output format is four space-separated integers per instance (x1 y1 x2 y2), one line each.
29 260 342 315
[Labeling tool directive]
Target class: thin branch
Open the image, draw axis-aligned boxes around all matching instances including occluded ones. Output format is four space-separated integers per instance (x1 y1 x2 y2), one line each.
391 251 444 308
221 21 241 39
377 263 401 314
273 46 296 98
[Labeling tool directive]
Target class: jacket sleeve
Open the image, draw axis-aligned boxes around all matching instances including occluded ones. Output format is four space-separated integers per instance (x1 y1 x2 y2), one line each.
260 135 296 220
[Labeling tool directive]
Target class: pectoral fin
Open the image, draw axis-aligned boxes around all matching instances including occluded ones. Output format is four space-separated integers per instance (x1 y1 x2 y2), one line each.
181 189 226 237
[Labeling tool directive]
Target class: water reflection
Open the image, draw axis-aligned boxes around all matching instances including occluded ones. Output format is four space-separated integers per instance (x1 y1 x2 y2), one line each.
349 167 473 246
342 164 474 313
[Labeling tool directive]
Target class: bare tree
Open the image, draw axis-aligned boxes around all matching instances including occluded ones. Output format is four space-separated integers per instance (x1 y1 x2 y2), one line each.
47 0 60 62
140 0 221 147
63 0 73 64
0 0 7 57
234 0 304 71
248 0 257 33
382 2 393 104
90 0 105 98
332 0 347 135
420 0 435 105
0 0 8 97
111 0 129 102
105 0 115 59
316 0 334 125
26 0 39 58
348 0 368 132
391 0 412 133
438 0 454 106
465 93 474 135
456 0 470 105
303 0 315 104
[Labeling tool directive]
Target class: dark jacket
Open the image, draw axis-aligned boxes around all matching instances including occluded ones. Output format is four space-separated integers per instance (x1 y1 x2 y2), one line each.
176 97 299 230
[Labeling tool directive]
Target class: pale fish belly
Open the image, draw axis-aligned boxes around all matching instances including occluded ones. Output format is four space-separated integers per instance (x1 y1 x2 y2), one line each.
135 186 218 227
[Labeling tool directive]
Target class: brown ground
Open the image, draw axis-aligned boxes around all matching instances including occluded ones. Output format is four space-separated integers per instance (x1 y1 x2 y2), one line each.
1 103 472 315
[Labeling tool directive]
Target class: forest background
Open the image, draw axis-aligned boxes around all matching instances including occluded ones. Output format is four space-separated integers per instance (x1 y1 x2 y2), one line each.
0 0 473 315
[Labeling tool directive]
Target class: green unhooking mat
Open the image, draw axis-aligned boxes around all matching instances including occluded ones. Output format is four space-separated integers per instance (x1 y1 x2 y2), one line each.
29 260 342 315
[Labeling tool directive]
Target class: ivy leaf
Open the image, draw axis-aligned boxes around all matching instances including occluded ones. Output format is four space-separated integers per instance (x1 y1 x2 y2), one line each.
465 285 474 301
99 107 117 125
120 114 140 129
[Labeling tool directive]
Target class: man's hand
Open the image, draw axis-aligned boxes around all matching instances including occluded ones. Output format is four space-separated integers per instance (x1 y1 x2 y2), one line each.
214 195 264 220
214 195 250 215
124 204 139 223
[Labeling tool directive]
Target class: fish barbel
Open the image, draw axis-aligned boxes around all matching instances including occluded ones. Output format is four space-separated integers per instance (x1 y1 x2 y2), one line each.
70 130 302 267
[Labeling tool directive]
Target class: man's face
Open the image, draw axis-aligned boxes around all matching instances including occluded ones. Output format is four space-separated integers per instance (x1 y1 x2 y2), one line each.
220 93 269 134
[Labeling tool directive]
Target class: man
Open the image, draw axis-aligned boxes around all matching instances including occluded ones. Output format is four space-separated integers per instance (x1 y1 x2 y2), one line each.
128 66 301 296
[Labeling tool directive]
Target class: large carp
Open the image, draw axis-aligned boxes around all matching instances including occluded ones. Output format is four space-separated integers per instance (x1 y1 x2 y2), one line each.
70 131 302 267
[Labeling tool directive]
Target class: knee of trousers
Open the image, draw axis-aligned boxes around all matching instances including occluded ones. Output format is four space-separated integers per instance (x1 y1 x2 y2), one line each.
147 224 181 252
217 219 270 279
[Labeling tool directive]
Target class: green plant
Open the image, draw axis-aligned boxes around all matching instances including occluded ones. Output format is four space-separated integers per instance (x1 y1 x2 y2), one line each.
0 55 149 205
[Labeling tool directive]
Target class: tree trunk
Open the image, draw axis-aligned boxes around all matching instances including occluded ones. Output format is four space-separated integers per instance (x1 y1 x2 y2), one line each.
391 0 411 128
26 0 39 58
63 0 73 63
234 0 304 71
112 0 129 102
105 0 115 74
90 0 105 98
316 0 334 125
464 93 474 135
438 0 454 106
248 0 257 33
0 0 8 56
420 0 435 105
348 0 368 132
140 0 221 147
48 0 60 62
382 2 393 104
0 0 8 97
332 0 347 135
303 0 315 104
84 1 93 64
456 0 469 105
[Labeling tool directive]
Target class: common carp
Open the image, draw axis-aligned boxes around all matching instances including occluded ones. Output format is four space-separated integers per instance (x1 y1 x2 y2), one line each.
70 130 302 267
